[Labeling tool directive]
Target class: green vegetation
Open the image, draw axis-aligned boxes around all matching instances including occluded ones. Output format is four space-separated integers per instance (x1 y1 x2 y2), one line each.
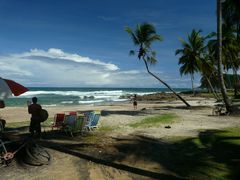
175 0 240 111
42 118 54 127
130 113 177 128
176 29 212 96
98 126 116 133
5 118 53 129
81 133 98 143
166 127 240 178
5 121 29 128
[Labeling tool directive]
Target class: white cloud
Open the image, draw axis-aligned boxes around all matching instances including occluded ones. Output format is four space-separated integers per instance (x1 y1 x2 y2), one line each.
0 48 193 88
0 48 159 87
15 48 119 71
0 61 33 77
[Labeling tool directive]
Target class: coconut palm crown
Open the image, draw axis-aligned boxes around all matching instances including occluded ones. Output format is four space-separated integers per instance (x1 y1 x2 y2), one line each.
125 23 163 64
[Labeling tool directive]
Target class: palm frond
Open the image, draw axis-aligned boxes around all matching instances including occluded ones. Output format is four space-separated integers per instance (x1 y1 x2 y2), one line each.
125 27 140 45
151 51 157 57
204 32 216 40
125 22 162 64
147 34 163 44
146 56 157 65
129 50 135 56
175 49 184 55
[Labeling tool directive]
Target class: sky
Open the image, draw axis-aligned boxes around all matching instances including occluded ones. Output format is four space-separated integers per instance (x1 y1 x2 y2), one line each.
0 0 217 88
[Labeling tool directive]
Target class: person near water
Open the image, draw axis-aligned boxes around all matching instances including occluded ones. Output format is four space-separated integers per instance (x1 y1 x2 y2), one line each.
28 97 42 138
132 94 137 109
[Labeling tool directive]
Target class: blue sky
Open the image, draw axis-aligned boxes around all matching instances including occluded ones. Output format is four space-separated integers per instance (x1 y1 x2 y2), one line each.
0 0 216 88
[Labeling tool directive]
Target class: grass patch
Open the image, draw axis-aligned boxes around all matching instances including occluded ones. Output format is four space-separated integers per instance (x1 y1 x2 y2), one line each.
130 113 177 128
42 118 54 127
98 126 116 133
5 118 53 129
6 121 29 128
81 133 98 143
157 127 240 179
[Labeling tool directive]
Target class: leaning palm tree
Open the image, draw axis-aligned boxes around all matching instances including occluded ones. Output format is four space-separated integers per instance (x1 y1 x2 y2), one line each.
200 54 221 100
125 23 190 107
175 29 204 95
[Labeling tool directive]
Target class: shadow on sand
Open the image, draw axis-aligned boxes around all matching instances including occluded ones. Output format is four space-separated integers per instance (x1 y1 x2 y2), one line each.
42 129 240 179
4 126 240 179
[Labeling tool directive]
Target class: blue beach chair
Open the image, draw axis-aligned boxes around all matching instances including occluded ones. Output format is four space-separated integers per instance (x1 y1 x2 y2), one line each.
84 111 101 131
90 111 101 129
62 114 85 137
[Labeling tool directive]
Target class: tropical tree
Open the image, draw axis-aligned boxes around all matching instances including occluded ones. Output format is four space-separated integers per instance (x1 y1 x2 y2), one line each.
222 0 240 97
199 53 221 100
217 0 232 112
222 0 240 39
208 24 239 74
175 29 219 98
175 29 204 95
125 23 190 107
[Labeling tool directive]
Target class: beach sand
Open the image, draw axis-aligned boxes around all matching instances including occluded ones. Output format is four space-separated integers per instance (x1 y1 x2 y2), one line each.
1 96 240 179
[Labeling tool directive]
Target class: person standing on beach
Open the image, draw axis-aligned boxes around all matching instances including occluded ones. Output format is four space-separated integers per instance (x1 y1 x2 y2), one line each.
28 97 42 138
132 94 138 109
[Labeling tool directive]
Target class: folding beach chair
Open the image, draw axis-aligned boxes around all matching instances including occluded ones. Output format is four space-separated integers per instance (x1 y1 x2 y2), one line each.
51 113 65 130
90 111 101 129
62 114 85 137
83 111 94 131
84 111 101 131
69 111 77 115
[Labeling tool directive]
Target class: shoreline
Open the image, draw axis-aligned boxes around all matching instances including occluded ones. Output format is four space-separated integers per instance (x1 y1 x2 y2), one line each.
4 90 202 108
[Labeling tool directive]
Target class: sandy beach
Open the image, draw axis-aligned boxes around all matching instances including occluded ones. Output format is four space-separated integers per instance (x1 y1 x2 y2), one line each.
0 95 240 179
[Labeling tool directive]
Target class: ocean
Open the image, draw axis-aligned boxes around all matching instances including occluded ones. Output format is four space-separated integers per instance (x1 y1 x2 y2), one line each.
4 87 190 107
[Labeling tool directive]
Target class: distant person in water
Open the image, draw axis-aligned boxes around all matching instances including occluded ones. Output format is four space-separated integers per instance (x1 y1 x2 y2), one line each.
28 97 42 138
132 94 138 109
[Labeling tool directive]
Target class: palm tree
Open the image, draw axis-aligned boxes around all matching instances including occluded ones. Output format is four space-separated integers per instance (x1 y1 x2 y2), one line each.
222 0 240 40
125 23 190 107
208 24 239 73
222 0 240 97
175 29 204 95
200 54 221 100
217 0 232 112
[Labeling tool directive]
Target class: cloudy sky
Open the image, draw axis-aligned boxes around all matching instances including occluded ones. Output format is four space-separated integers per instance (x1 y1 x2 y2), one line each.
0 0 216 88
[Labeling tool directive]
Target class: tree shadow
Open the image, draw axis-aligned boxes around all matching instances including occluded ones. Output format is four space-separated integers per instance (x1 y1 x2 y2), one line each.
110 135 207 178
40 140 180 180
198 130 240 179
153 105 210 110
101 110 146 116
3 126 240 179
37 129 239 179
107 130 240 179
4 126 29 132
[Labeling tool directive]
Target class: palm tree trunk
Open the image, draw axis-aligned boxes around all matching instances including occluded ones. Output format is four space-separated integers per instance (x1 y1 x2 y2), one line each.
143 59 191 107
233 68 239 96
206 76 220 100
191 74 195 96
217 0 232 112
